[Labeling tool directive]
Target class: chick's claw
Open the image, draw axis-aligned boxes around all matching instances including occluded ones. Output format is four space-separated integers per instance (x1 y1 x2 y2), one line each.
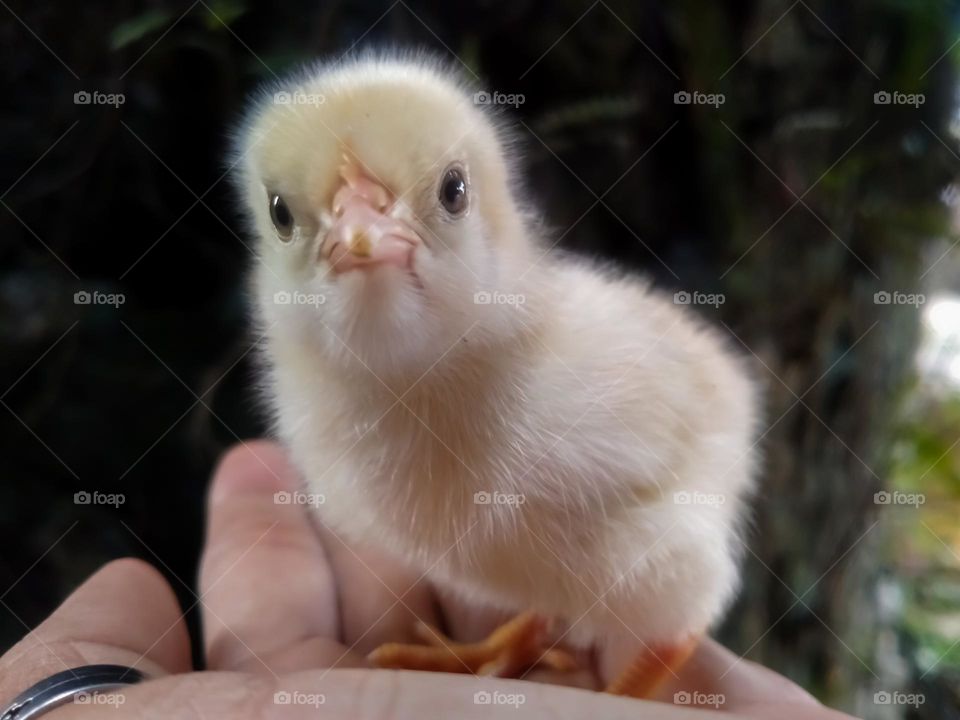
367 612 576 679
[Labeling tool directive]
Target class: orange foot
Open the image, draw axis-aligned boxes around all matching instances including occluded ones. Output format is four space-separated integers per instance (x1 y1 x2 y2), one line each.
368 611 577 677
605 635 699 698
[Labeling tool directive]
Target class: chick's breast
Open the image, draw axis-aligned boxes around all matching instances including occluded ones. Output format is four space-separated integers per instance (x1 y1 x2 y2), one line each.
274 261 757 648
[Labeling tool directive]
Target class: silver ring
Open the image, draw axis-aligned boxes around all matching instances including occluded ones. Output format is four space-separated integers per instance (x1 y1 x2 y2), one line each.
1 665 147 720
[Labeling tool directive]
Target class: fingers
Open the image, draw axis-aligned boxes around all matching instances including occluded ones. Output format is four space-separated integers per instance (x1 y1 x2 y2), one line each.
0 558 189 709
55 669 662 720
199 441 363 673
316 523 441 655
649 638 855 717
674 638 816 704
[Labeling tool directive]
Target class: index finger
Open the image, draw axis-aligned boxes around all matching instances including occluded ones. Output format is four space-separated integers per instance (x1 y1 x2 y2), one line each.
0 558 190 709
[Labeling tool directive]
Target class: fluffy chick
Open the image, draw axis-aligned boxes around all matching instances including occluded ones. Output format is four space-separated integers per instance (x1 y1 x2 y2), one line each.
233 52 760 696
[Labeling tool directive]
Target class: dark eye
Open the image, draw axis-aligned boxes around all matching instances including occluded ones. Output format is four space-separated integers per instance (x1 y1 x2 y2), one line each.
439 167 467 215
269 194 294 241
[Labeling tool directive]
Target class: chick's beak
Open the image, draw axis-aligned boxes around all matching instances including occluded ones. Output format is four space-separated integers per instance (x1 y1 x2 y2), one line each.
321 159 421 275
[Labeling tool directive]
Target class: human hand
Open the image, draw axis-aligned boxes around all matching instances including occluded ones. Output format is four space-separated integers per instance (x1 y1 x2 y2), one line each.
0 441 854 718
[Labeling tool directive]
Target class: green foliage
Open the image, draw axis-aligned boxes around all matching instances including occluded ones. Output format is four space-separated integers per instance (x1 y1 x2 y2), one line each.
890 389 960 674
110 8 175 50
202 0 249 30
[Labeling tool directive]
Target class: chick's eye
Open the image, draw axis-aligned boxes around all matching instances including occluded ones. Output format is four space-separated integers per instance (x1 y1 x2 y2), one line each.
269 194 294 241
439 168 467 215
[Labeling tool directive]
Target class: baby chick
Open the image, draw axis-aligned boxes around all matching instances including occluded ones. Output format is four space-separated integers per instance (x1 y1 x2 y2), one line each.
232 52 759 698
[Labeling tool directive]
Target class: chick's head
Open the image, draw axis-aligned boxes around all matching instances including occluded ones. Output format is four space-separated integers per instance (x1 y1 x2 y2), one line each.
234 55 535 377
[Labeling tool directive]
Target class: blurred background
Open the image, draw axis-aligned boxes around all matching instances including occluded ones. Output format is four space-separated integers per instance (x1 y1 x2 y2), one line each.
2 0 959 716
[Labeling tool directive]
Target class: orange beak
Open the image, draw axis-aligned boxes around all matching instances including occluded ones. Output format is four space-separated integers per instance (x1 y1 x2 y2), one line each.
320 158 421 275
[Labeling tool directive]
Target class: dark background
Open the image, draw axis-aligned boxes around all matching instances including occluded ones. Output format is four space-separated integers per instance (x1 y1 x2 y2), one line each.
2 1 959 716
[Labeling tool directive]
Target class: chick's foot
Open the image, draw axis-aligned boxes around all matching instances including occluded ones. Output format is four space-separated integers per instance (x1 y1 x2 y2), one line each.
368 611 576 677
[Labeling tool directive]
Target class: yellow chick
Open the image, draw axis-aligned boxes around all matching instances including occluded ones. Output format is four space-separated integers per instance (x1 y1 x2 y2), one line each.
232 51 760 698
